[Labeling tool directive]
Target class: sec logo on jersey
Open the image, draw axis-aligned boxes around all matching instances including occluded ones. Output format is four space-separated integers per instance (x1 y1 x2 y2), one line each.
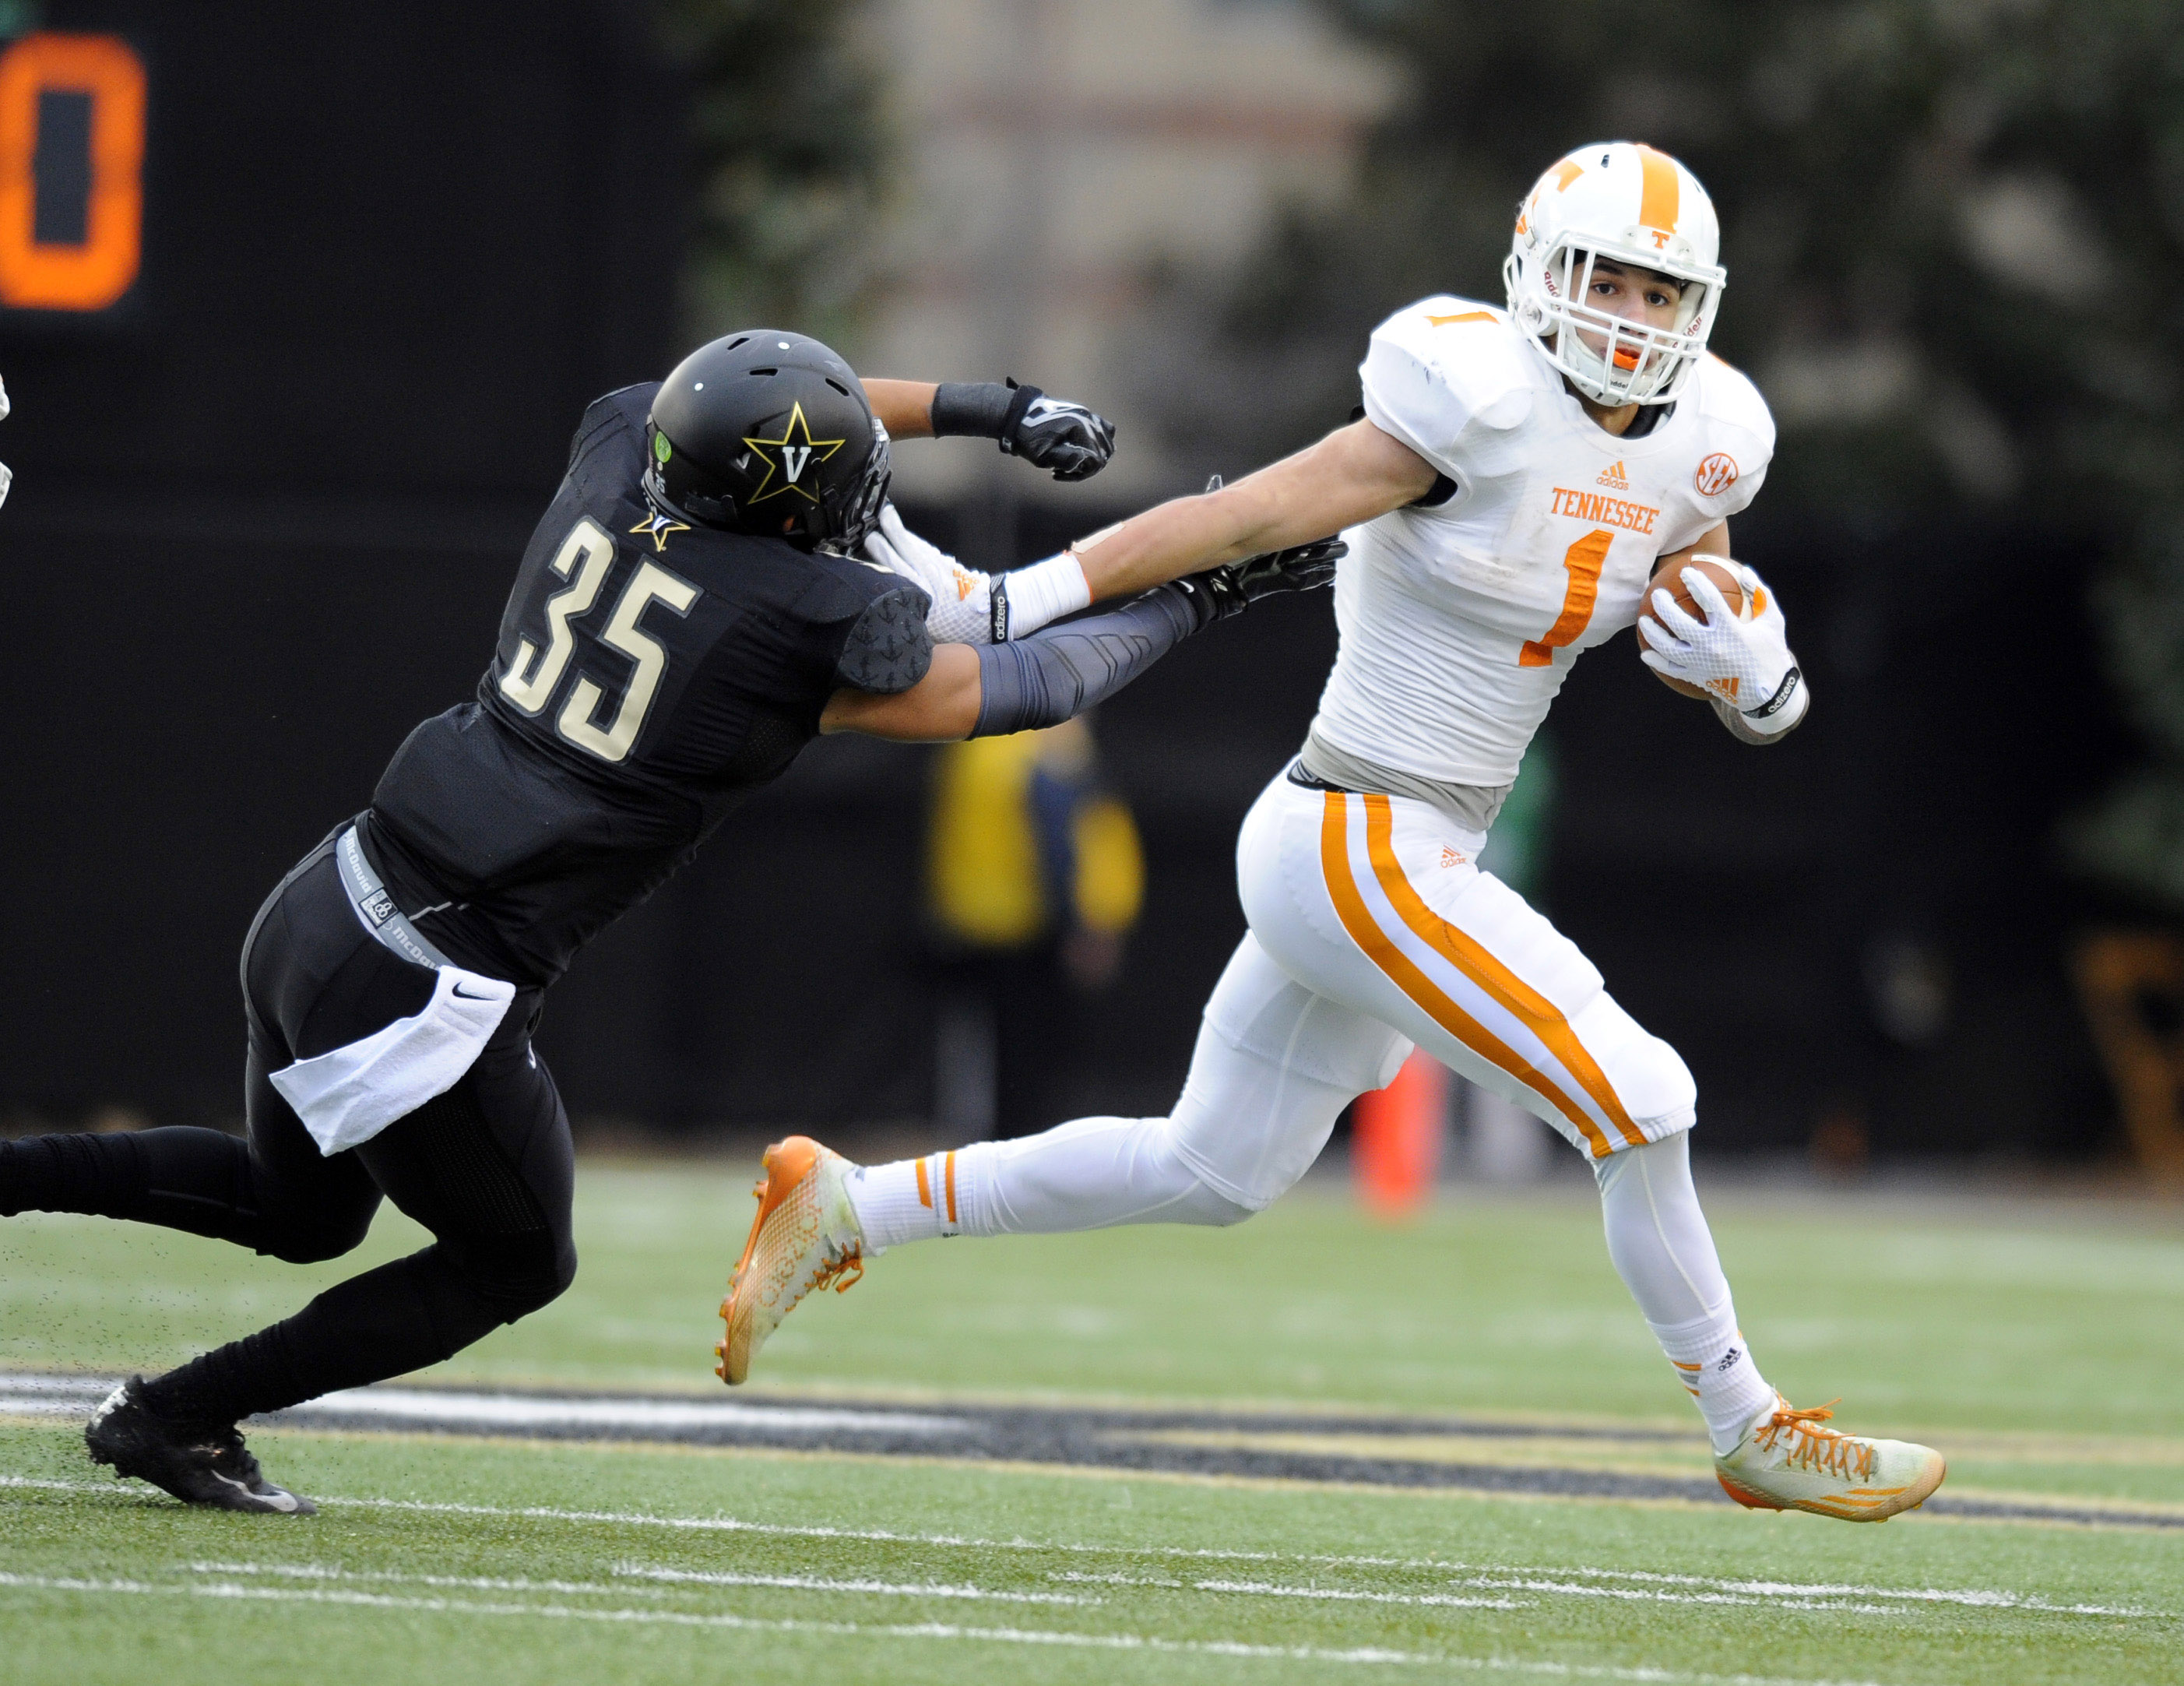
1695 452 1739 497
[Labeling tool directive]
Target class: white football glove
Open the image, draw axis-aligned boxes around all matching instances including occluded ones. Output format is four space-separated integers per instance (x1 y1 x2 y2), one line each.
863 503 994 642
1637 558 1806 731
860 502 1090 645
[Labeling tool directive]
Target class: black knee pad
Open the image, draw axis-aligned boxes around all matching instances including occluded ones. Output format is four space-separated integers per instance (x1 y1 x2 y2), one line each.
441 1229 576 1325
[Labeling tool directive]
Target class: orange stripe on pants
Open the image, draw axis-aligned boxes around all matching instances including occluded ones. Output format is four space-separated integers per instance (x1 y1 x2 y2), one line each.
944 1151 958 1224
1318 794 1614 1158
1358 795 1648 1149
915 1158 932 1209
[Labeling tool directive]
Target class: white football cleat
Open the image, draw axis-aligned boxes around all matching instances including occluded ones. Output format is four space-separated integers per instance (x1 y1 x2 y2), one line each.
716 1136 865 1385
1714 1395 1945 1522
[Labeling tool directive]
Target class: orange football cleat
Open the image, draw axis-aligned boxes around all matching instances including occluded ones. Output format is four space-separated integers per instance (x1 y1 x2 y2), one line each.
1714 1396 1945 1522
716 1136 865 1385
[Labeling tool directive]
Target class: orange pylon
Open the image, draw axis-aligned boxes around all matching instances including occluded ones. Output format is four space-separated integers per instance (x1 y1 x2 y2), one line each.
1353 1050 1447 1214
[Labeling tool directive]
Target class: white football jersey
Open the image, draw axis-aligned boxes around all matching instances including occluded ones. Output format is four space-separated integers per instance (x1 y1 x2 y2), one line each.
1309 295 1776 787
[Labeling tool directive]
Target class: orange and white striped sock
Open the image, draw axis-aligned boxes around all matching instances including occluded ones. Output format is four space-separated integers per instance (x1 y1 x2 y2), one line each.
1656 1315 1776 1454
846 1151 967 1250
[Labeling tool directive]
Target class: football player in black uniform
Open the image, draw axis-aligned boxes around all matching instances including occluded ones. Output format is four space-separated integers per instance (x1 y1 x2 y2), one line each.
0 330 1336 1514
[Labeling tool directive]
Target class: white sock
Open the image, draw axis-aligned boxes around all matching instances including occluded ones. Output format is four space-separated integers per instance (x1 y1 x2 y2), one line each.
1595 1132 1777 1454
846 1151 967 1250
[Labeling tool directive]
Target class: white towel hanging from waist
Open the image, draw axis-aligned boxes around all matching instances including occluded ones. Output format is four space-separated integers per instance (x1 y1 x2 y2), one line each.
269 964 516 1156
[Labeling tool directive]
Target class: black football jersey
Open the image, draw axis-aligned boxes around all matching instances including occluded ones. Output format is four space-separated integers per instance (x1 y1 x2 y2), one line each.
359 382 932 987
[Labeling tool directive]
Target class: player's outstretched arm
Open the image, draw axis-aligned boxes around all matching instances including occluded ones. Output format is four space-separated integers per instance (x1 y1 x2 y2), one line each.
1068 419 1437 602
857 422 1427 645
821 537 1345 744
862 378 1115 481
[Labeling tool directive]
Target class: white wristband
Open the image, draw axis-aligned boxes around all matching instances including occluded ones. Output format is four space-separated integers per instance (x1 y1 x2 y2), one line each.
994 551 1092 640
1739 666 1807 735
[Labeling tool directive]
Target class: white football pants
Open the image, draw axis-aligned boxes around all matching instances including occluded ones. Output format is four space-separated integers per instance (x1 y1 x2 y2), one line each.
880 773 1767 1439
945 771 1698 1233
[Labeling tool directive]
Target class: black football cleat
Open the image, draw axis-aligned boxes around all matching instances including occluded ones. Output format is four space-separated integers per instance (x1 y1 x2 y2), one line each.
85 1378 316 1515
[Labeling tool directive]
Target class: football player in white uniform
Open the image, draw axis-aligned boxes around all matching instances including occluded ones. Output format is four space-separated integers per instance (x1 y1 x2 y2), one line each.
730 143 1945 1522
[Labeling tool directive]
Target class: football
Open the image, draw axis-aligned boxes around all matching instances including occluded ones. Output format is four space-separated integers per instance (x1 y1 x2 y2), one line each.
1636 554 1749 700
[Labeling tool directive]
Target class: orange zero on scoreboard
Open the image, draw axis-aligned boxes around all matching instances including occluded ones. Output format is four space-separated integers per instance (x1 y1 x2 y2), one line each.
0 32 146 312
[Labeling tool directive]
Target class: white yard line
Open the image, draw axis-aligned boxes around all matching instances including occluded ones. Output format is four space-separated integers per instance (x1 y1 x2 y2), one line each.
0 1570 1894 1684
2 1474 2158 1621
617 1563 1096 1604
190 1559 1095 1607
1469 1565 2144 1617
0 1378 967 1437
189 1561 677 1600
1193 1579 1525 1610
290 1385 972 1438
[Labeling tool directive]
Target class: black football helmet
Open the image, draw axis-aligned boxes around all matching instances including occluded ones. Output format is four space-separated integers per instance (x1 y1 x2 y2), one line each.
644 330 892 551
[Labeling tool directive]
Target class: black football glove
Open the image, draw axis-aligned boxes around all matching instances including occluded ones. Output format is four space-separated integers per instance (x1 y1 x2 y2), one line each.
998 382 1117 481
1170 535 1346 628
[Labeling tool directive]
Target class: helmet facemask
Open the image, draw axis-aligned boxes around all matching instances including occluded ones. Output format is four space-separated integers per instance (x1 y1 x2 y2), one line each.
1506 241 1721 405
820 419 892 554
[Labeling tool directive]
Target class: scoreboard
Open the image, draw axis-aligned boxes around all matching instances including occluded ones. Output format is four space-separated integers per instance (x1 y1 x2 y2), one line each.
0 2 681 503
0 30 144 313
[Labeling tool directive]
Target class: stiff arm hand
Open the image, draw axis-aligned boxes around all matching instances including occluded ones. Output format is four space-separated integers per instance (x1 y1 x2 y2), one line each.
861 504 1090 644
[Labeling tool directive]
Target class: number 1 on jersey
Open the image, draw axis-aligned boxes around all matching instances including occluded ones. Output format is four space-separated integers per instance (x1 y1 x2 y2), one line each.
1519 528 1613 667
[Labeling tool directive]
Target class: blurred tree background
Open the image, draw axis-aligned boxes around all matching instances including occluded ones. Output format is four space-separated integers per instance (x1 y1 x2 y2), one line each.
1174 0 2184 915
662 0 888 347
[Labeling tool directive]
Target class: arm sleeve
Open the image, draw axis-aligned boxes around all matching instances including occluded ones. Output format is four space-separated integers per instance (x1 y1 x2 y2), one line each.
972 586 1205 737
834 585 936 694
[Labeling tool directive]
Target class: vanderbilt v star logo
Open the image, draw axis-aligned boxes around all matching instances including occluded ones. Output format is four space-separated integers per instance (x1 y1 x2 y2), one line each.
743 401 846 504
629 508 690 552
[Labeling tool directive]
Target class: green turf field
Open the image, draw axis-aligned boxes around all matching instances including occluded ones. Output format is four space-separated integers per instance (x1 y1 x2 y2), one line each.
3 1161 2181 1684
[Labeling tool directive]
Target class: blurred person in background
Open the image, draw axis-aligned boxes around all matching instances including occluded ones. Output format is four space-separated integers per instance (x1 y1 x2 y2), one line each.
0 326 1338 1517
927 716 1144 1139
726 143 1949 1526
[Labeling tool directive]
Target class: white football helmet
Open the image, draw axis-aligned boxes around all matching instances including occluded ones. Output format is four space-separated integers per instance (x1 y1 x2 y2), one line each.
1503 143 1725 406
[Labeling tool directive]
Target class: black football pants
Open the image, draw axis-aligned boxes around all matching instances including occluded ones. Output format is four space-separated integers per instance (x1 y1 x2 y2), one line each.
0 836 576 1426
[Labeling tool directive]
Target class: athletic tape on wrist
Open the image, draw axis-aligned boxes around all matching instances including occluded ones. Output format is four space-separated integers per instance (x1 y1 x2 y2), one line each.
930 381 1015 441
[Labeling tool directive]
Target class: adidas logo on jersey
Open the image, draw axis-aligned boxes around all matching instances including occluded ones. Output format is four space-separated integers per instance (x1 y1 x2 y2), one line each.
1596 459 1630 490
1439 845 1468 868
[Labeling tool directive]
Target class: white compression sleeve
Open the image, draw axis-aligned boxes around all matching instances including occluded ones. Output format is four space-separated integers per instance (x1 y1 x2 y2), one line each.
965 1114 1254 1235
848 1019 1360 1248
849 1117 1248 1249
1594 1132 1776 1452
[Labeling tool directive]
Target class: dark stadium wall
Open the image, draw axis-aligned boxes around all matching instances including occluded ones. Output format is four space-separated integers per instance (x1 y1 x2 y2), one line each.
0 1 681 1128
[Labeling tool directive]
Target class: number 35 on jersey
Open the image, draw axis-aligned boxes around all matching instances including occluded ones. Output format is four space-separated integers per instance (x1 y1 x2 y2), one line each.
498 517 700 764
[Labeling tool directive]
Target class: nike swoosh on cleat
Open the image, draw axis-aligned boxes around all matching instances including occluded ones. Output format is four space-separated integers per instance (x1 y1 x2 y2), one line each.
209 1471 300 1512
